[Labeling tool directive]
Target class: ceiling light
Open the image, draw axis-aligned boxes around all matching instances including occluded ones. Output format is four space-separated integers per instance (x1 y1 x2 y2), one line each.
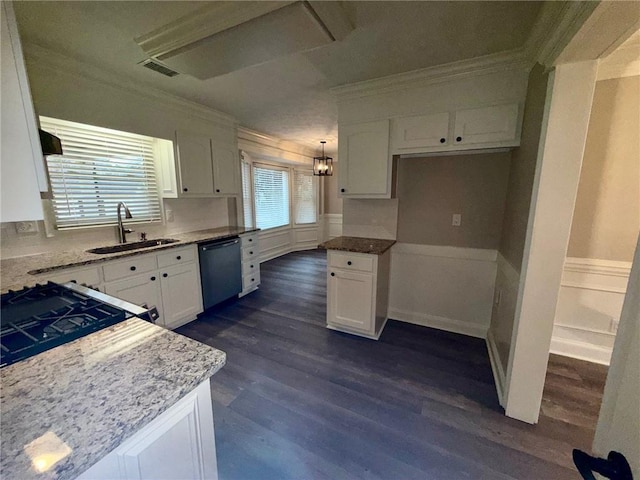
313 141 333 176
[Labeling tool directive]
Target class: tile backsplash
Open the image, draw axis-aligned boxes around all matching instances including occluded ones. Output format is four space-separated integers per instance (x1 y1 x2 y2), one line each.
1 198 232 258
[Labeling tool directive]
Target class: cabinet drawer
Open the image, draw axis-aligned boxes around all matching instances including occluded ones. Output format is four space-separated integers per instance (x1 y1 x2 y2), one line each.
240 233 258 248
47 266 101 288
157 246 195 268
242 246 258 261
328 252 374 273
243 272 260 290
242 260 259 276
103 254 157 282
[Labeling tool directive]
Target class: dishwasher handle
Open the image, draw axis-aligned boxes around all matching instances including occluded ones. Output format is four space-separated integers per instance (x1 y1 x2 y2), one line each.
200 239 239 251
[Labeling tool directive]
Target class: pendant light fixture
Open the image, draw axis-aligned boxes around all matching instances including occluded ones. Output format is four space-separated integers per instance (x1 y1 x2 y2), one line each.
313 141 333 176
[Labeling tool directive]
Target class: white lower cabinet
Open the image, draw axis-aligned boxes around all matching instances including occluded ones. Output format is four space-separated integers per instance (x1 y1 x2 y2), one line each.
326 250 391 340
77 379 218 480
103 245 203 329
239 232 260 297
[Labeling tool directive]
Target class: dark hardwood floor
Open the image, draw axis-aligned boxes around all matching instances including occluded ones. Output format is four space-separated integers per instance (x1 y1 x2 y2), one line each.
177 249 608 480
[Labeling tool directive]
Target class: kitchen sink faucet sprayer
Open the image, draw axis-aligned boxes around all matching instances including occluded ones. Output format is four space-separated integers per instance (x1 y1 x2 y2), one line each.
117 202 133 243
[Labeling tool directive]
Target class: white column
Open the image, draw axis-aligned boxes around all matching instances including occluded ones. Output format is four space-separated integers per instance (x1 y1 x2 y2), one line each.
504 61 598 423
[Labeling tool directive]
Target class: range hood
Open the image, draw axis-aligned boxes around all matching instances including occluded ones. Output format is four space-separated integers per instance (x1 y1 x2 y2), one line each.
135 1 352 80
39 129 62 156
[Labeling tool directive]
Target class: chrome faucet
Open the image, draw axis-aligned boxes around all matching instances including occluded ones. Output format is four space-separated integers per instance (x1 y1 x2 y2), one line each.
116 202 133 243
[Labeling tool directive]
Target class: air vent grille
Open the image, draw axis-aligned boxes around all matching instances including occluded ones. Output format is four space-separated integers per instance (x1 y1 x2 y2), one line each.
139 59 179 77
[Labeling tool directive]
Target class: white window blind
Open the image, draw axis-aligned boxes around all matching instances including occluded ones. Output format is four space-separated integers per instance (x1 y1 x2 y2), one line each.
253 164 289 230
293 169 317 225
40 116 161 229
241 159 254 228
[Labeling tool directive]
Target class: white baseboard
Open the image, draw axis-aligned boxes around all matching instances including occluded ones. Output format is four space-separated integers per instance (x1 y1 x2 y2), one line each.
387 307 488 339
550 337 612 365
486 329 506 406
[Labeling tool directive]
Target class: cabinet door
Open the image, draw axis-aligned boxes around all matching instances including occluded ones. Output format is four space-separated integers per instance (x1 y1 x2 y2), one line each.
160 262 203 329
327 269 374 332
175 131 214 196
105 273 164 327
338 120 390 197
392 112 450 150
212 144 240 195
453 103 519 146
1 3 45 222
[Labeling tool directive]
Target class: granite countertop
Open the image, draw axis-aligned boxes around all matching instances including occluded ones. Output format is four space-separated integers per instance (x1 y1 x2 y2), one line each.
319 236 396 255
1 226 259 293
0 317 226 480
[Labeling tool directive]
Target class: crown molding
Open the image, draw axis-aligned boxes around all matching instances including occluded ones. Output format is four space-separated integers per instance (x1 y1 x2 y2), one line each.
331 49 531 101
23 42 238 128
238 126 316 164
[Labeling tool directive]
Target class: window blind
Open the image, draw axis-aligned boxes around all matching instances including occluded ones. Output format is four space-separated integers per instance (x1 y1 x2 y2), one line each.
40 116 162 229
293 169 317 225
253 164 289 230
241 159 254 228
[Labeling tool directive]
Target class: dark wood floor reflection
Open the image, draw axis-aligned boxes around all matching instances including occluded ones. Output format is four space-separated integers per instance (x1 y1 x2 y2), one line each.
177 249 608 480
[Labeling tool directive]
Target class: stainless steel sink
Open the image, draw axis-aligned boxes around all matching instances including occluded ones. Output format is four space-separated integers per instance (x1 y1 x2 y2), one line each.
87 239 179 255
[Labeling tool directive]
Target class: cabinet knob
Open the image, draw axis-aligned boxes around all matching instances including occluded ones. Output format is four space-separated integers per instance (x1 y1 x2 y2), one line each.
251 278 255 282
456 136 462 142
347 261 352 265
176 255 181 260
130 266 136 271
250 264 254 268
162 273 168 278
249 251 253 255
183 187 188 192
216 189 220 193
340 188 345 193
249 238 253 242
440 138 446 143
330 272 335 276
150 276 156 281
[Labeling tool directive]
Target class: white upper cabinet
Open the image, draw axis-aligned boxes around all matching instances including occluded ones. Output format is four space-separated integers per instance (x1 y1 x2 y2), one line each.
338 120 391 198
391 112 450 150
1 2 46 222
452 103 519 147
212 143 239 195
175 130 240 197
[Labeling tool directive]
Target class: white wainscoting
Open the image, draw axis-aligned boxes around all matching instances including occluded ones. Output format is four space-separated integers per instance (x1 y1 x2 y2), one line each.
551 257 631 365
388 243 498 339
258 225 320 263
323 214 343 241
486 252 521 407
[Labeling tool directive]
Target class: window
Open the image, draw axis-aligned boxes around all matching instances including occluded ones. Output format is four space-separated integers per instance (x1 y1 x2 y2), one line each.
241 157 254 228
253 164 289 230
293 170 317 225
40 117 162 229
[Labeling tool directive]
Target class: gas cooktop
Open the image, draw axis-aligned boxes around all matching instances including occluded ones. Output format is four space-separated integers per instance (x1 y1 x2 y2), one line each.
1 282 158 368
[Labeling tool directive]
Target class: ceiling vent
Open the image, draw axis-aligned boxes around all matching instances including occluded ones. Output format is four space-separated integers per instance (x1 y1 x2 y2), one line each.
139 59 180 77
135 1 352 80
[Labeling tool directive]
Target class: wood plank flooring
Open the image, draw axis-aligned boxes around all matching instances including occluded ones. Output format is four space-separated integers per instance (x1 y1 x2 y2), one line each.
177 249 608 480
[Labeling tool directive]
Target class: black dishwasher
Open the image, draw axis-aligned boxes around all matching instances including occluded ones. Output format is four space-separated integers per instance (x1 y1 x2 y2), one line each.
198 237 242 310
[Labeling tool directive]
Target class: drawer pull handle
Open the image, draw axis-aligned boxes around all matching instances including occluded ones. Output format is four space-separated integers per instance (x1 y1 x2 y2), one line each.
162 273 168 278
130 266 136 271
176 255 181 260
150 276 156 281
331 272 335 277
347 261 352 265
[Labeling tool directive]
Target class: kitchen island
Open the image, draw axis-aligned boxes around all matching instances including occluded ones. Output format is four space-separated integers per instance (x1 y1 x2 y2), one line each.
0 317 226 480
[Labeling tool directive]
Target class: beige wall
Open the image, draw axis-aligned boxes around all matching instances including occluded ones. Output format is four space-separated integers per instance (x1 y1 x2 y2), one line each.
323 170 343 214
567 75 640 262
499 63 550 273
396 152 510 248
489 63 550 374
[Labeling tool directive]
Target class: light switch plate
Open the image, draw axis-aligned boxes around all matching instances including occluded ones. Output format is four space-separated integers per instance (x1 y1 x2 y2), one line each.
452 214 462 227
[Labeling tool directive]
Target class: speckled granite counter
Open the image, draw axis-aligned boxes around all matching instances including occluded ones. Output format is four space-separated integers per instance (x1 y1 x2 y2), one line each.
1 226 258 293
319 236 396 255
0 317 226 480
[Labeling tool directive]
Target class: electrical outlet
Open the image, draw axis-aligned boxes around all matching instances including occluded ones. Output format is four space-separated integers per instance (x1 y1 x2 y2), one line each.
452 214 461 227
610 318 619 334
495 289 502 306
15 221 38 233
165 208 174 223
